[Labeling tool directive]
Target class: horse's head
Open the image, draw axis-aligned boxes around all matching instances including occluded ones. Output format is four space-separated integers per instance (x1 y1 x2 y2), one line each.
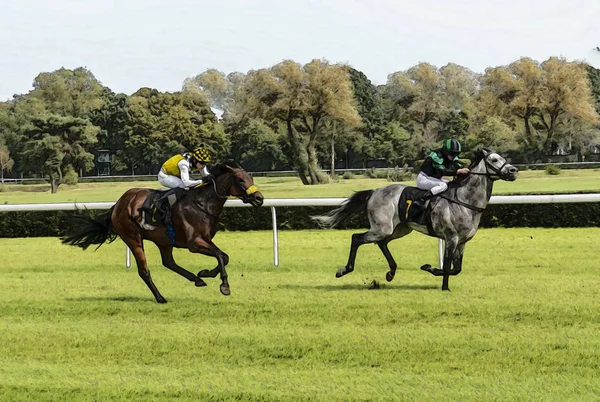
472 148 519 181
211 162 264 207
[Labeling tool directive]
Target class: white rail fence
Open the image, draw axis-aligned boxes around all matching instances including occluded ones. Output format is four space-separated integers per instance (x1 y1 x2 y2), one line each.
1 194 600 268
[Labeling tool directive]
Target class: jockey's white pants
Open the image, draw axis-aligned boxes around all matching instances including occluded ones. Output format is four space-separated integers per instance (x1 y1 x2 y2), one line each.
416 172 449 195
158 170 186 189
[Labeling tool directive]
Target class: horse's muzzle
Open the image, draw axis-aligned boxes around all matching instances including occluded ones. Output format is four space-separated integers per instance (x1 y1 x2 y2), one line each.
245 192 264 207
503 166 519 181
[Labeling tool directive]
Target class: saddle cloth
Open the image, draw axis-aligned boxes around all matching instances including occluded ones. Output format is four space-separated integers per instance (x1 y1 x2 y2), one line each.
139 188 188 228
398 186 434 234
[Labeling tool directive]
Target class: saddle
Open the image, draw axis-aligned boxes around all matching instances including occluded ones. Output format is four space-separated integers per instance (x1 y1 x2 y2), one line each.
398 186 435 234
139 188 189 229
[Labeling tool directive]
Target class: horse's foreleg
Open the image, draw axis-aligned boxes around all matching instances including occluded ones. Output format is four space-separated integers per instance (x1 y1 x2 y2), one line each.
450 243 465 276
158 245 207 287
189 238 230 296
198 253 229 279
441 238 459 291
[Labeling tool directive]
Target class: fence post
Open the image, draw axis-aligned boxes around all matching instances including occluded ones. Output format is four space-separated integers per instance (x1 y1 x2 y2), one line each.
126 246 131 269
271 207 279 267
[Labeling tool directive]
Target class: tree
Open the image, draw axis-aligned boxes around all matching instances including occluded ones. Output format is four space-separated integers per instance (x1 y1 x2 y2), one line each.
183 69 228 110
20 115 98 193
124 88 225 174
0 144 14 183
29 67 105 119
537 57 599 152
229 119 286 171
234 60 361 184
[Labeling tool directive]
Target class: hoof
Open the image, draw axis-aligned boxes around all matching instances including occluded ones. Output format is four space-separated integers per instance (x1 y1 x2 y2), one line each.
197 269 210 278
420 264 432 272
156 298 167 304
442 287 451 292
385 271 395 282
336 267 350 278
195 279 207 287
220 284 231 296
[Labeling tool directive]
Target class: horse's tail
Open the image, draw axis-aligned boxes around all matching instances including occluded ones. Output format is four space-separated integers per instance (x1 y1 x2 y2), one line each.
311 190 373 229
61 207 118 250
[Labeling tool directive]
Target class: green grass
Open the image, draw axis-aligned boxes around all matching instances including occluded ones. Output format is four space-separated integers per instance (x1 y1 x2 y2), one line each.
1 169 600 204
1 228 600 401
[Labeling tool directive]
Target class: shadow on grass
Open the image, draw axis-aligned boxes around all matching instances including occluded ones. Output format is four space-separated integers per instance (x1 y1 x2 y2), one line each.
66 296 155 303
278 283 439 291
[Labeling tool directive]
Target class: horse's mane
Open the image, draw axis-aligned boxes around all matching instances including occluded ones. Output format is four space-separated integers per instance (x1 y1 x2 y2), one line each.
468 148 491 170
210 161 243 177
447 148 491 188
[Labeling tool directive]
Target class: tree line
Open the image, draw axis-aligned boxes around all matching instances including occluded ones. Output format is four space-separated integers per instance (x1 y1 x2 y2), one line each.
1 57 599 191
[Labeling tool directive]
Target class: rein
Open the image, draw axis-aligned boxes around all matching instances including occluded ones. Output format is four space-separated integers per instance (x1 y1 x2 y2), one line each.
437 152 505 213
438 193 485 213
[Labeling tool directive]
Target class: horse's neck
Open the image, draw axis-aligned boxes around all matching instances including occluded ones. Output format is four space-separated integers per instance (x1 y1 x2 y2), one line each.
189 175 230 214
455 159 494 209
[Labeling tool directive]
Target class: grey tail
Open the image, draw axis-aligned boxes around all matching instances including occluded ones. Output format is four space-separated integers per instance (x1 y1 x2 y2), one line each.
61 207 117 250
311 190 373 229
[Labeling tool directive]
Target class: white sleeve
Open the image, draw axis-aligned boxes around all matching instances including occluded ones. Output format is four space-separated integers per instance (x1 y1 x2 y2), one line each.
199 166 210 177
178 159 204 187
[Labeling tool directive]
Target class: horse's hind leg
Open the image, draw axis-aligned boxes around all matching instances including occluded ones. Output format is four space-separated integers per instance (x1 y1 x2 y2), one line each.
379 224 412 282
158 245 207 288
339 230 386 278
129 241 167 303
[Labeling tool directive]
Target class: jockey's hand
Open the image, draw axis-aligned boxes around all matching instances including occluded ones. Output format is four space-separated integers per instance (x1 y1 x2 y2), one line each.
457 168 470 175
203 174 215 183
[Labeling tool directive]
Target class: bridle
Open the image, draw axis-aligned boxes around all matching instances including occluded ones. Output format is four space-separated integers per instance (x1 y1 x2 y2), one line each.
468 151 510 181
437 151 510 212
208 169 259 203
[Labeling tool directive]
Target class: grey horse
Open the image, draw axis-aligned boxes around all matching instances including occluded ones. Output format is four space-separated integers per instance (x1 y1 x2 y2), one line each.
312 148 519 291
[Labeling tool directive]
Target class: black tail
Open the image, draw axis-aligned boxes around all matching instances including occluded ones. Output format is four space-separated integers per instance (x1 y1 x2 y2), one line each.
311 190 374 228
61 207 117 250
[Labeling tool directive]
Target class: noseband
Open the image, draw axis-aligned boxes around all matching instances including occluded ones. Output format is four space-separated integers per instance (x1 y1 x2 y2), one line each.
210 171 259 202
469 154 509 180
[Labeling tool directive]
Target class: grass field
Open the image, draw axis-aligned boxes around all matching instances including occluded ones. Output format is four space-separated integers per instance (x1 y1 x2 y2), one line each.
2 228 600 401
1 169 600 204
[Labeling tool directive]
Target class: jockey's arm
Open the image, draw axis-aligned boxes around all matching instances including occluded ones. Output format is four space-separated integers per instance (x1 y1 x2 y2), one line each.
199 165 210 177
178 160 204 187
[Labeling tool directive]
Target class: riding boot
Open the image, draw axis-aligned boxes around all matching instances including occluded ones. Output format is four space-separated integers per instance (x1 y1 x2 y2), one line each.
412 190 434 211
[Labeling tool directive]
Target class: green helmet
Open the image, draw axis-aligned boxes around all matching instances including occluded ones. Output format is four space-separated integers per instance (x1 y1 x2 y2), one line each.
442 139 462 154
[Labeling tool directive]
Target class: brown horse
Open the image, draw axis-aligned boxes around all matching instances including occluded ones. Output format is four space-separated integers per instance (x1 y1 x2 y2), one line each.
61 162 264 303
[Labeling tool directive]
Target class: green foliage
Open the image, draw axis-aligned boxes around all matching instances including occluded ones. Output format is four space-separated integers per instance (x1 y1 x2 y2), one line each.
19 114 97 191
545 164 561 175
63 166 78 185
585 64 600 114
342 171 356 179
386 165 413 182
1 200 599 238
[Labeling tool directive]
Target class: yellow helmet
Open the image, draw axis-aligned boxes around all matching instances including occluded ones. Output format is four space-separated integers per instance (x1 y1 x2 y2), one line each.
190 147 212 163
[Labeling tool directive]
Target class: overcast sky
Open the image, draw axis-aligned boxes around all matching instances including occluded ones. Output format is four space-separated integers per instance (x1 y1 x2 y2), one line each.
1 0 599 101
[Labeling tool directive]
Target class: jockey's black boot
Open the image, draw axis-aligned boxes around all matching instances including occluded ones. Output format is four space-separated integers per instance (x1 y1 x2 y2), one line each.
412 190 434 212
